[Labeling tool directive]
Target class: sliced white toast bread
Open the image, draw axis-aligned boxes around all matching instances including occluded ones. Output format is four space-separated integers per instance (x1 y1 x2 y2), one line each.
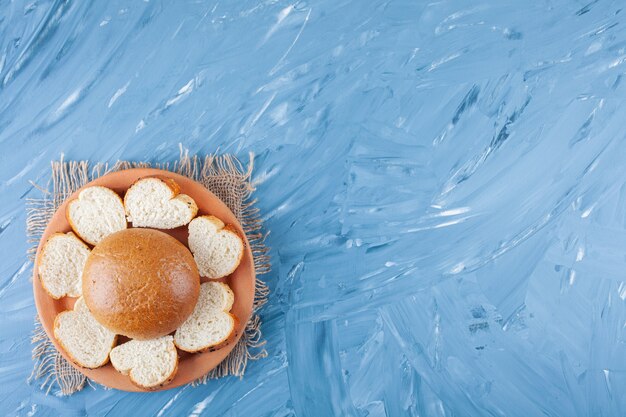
54 297 117 368
38 232 90 299
188 215 244 279
109 336 178 389
174 282 237 353
124 177 198 229
66 186 127 245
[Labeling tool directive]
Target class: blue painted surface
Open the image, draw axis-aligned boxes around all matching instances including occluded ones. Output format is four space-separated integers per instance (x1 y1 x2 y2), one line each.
1 0 626 415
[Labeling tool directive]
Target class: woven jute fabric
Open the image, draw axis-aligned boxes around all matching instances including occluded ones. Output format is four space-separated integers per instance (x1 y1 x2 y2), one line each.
26 149 270 395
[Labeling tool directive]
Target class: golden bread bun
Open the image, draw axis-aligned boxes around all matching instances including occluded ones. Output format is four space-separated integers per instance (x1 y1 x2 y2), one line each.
82 228 200 340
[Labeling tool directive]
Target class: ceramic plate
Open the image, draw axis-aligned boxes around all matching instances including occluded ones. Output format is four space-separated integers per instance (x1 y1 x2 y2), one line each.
32 168 256 392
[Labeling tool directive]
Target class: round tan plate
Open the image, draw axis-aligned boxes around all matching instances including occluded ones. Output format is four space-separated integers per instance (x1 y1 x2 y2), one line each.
32 168 256 392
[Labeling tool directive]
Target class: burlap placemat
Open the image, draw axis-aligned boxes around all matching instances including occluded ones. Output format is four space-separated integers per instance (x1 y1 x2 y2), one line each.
26 149 270 395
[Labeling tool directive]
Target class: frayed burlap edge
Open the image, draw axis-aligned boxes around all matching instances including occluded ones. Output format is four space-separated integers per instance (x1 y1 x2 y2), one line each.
26 147 270 395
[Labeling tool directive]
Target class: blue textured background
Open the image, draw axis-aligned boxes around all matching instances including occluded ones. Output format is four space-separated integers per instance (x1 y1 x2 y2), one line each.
2 0 626 416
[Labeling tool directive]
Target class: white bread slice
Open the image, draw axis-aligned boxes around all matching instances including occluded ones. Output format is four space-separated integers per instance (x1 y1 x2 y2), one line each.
174 282 237 353
109 336 178 389
53 297 117 368
188 215 244 279
38 232 90 299
66 186 127 245
124 177 198 229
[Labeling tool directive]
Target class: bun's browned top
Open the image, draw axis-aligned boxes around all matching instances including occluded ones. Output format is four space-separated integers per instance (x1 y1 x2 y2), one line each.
82 228 200 340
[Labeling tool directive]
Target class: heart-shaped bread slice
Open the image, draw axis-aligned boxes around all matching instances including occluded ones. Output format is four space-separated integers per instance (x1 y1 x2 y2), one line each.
109 336 178 389
54 297 117 368
38 232 90 299
124 177 198 229
188 215 244 279
174 282 237 353
66 186 127 245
